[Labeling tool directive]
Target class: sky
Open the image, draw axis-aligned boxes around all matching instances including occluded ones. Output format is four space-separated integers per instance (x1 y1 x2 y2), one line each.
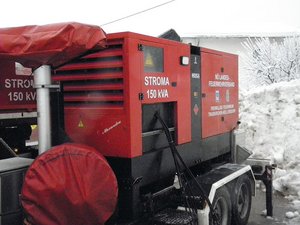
1 0 300 36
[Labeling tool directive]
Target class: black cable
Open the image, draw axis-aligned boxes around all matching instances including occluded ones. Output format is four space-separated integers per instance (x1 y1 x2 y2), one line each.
101 0 176 26
154 112 220 223
154 112 197 222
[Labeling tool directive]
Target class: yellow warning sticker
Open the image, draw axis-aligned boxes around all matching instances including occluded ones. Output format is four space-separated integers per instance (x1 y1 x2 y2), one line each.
78 120 84 128
145 53 154 67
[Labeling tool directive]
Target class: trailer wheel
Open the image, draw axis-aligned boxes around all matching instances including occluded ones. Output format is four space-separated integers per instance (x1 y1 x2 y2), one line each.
231 175 252 225
210 186 232 225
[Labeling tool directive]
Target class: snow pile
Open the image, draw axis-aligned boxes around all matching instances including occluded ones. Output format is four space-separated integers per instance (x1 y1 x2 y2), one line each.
239 79 300 197
286 211 299 219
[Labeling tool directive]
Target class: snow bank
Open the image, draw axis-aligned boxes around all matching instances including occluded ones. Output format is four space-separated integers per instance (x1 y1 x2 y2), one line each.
239 79 300 197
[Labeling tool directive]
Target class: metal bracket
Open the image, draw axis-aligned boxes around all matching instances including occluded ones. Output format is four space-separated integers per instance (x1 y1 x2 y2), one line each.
142 127 175 137
138 44 144 51
0 112 37 120
138 93 144 100
119 176 143 191
0 138 18 157
34 84 60 89
245 158 276 217
253 164 276 217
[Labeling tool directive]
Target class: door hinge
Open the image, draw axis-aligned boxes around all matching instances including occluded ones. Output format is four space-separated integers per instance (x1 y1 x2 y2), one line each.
139 93 144 100
138 44 144 51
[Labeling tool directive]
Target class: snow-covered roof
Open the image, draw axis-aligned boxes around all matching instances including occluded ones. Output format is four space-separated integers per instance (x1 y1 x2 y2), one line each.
181 31 300 39
181 24 300 39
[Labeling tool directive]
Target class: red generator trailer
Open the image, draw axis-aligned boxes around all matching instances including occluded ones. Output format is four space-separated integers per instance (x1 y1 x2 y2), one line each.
0 23 273 225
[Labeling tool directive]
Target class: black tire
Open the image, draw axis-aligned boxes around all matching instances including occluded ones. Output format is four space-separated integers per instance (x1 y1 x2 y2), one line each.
231 175 252 225
210 186 232 225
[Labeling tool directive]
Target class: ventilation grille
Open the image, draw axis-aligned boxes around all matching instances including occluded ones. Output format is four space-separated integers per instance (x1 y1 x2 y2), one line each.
53 43 124 108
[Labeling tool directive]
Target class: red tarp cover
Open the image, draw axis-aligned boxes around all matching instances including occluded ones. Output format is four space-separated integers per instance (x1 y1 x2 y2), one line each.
21 143 118 225
0 22 106 69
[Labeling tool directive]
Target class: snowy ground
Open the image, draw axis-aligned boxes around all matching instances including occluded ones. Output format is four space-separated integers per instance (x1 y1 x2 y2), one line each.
239 79 300 224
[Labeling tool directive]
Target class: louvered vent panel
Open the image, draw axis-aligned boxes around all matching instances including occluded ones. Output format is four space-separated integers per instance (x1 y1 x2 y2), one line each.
53 44 124 108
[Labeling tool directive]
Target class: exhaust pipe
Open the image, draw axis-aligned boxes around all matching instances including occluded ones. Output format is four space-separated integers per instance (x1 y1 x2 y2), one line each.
33 65 52 154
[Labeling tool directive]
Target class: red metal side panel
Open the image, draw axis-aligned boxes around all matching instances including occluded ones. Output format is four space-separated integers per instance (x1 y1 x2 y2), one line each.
201 49 238 138
55 32 191 158
125 37 143 156
175 45 192 144
0 60 36 111
140 39 191 144
140 41 178 104
53 36 136 158
63 111 130 157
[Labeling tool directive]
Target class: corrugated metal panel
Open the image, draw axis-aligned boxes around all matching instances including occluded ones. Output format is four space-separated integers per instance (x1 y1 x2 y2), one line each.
53 42 124 108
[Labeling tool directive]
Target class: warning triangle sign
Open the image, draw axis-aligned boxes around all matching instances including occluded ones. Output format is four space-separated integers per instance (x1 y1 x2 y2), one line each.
145 53 154 67
78 120 84 128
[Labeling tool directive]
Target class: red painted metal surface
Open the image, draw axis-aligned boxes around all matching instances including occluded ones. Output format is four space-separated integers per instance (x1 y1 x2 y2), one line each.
0 26 238 156
0 60 36 111
53 32 191 158
139 38 191 145
0 22 106 112
21 143 118 225
201 48 239 138
0 22 106 69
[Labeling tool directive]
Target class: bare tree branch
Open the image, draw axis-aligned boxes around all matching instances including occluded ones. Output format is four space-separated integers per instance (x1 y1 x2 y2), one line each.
242 36 300 86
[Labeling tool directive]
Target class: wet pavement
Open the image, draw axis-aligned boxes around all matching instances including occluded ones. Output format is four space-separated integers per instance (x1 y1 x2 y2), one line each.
248 188 294 225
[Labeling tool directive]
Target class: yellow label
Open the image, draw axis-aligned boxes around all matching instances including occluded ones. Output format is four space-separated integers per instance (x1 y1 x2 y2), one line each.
145 53 154 67
78 120 84 128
